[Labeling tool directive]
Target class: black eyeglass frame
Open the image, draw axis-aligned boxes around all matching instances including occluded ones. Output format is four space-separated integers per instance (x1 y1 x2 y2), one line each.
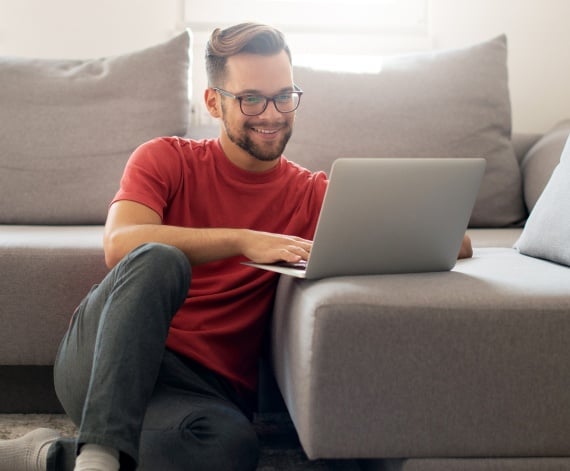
212 86 303 116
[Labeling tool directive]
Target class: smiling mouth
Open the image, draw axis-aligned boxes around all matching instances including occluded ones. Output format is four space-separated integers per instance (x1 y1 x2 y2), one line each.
251 127 280 135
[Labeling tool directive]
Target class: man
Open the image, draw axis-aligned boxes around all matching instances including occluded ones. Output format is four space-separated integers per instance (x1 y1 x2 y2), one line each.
0 23 473 471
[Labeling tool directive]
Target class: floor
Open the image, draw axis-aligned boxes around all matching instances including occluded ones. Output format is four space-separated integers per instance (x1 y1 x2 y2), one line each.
0 413 362 470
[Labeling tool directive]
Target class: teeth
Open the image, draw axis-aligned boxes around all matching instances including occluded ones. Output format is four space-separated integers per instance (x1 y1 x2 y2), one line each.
253 128 278 134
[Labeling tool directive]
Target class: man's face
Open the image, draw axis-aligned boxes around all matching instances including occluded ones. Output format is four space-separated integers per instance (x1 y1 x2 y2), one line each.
218 50 296 166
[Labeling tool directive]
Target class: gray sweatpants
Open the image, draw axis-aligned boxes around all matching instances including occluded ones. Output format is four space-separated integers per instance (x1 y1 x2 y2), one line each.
48 243 259 470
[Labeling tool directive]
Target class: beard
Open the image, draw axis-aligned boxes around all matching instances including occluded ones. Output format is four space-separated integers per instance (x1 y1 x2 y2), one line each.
221 104 293 162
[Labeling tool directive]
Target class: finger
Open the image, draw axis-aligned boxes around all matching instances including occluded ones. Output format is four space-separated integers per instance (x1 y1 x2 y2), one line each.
286 244 310 260
275 248 301 263
290 236 313 244
288 238 313 253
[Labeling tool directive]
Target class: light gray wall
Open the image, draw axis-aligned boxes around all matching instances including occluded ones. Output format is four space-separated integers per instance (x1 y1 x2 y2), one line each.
1 0 568 133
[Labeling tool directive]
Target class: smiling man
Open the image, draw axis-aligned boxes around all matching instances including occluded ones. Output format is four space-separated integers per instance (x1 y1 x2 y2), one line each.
211 74 296 166
0 23 472 471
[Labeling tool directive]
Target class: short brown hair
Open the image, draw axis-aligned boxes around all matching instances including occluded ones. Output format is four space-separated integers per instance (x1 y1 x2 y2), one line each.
205 23 292 87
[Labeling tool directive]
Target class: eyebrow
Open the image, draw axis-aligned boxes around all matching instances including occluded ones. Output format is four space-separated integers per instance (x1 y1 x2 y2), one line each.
235 86 295 96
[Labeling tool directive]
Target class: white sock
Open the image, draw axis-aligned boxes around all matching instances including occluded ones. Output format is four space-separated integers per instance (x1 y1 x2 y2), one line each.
0 427 60 471
74 443 120 471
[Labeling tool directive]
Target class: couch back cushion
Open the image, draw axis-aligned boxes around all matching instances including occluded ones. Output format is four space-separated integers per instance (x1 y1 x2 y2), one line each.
0 31 190 224
520 120 570 213
287 35 525 227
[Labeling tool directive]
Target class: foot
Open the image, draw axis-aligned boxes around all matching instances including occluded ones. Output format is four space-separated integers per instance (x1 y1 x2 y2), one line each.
0 428 61 471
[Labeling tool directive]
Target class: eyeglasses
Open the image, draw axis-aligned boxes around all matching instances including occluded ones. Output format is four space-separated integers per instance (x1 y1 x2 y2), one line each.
213 86 303 116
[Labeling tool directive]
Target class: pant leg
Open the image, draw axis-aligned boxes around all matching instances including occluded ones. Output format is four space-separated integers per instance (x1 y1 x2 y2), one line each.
51 243 191 470
48 352 260 471
137 351 260 471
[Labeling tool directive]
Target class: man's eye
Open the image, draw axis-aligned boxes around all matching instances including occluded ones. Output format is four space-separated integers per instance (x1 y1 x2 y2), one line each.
275 94 293 103
242 95 264 104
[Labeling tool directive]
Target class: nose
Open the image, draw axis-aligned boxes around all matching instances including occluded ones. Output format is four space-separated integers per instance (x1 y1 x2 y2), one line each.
258 99 284 119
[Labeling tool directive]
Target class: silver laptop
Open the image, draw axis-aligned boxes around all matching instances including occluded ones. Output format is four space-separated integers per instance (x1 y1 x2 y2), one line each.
243 157 485 279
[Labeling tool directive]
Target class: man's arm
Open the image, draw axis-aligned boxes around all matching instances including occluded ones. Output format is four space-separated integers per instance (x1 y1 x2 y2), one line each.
103 200 312 269
458 233 473 259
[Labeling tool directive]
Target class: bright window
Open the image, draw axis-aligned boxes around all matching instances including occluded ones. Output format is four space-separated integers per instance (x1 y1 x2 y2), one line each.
181 0 427 34
180 0 430 122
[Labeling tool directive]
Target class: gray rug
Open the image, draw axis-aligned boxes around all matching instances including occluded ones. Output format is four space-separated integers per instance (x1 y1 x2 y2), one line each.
0 413 360 470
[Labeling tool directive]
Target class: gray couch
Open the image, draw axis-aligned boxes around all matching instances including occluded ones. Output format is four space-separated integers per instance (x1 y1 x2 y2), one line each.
2 31 570 470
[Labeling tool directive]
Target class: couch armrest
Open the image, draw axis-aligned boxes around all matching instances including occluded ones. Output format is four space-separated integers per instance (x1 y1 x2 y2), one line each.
521 119 570 213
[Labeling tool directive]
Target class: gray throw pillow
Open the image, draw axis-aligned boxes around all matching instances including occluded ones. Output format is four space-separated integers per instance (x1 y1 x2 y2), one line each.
0 30 191 224
287 35 525 227
515 134 570 266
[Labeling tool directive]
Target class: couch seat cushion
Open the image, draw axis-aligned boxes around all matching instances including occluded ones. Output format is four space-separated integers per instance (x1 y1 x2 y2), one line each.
0 226 107 365
467 228 522 248
272 248 570 459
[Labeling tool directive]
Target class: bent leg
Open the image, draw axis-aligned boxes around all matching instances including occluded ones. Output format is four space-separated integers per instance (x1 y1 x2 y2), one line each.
138 352 260 471
139 390 259 471
52 243 191 469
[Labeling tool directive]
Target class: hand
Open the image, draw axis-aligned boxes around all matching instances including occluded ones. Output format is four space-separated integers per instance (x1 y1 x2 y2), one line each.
240 230 312 264
457 233 473 259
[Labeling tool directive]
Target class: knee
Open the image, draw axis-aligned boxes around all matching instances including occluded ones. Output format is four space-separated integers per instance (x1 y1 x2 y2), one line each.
180 404 259 471
139 403 259 471
128 243 191 292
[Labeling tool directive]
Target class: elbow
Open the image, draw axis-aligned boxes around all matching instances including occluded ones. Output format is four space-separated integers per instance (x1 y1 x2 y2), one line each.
104 252 120 270
103 230 126 269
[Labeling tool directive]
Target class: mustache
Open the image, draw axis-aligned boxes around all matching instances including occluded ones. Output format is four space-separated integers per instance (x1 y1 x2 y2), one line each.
245 119 289 127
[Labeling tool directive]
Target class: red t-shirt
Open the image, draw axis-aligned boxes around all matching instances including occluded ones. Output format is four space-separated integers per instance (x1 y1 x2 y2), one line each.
112 137 328 396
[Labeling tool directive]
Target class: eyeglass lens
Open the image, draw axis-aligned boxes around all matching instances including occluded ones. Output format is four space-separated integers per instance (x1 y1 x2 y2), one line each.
240 93 301 116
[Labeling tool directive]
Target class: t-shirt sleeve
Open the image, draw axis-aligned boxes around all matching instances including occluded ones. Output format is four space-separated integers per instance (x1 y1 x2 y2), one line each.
111 137 183 220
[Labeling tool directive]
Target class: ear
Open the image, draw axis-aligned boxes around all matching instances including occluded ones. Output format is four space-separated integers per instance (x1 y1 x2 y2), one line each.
204 88 221 119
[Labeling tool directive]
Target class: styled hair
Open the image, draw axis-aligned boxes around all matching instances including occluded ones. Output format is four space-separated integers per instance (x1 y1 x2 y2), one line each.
205 22 292 87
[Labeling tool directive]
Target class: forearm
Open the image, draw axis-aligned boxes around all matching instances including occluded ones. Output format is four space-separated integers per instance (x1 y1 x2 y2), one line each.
104 200 312 268
104 224 245 268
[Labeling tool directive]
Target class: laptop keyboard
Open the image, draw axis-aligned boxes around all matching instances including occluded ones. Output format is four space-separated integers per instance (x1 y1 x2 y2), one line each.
274 260 308 270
